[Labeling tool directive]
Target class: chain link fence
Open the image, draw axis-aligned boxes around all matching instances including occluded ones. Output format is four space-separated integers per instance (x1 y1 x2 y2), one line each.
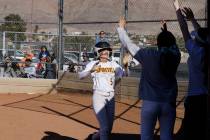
0 31 59 78
0 0 208 79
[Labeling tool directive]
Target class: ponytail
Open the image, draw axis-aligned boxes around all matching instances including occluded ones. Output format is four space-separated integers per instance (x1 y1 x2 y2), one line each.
160 45 181 77
157 27 181 77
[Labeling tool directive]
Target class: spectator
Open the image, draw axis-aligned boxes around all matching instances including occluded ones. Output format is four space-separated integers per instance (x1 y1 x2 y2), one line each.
95 31 108 44
38 46 50 61
25 49 34 60
82 47 88 57
80 53 90 70
37 46 50 74
19 52 34 68
3 55 17 77
22 59 36 78
44 55 56 79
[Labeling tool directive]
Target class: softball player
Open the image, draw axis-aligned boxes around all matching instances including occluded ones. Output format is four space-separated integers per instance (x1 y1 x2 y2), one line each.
79 41 123 140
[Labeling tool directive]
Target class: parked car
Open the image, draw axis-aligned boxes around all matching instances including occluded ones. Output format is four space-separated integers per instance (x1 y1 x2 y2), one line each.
80 52 95 61
9 50 38 62
9 50 25 61
112 51 139 67
64 52 79 64
87 52 95 61
31 49 40 58
112 51 121 64
129 57 139 67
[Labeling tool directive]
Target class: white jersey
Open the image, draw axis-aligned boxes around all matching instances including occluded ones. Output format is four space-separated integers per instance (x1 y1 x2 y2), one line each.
79 60 123 93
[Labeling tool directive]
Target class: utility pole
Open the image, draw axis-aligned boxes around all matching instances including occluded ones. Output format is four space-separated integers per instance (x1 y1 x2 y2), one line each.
58 0 64 71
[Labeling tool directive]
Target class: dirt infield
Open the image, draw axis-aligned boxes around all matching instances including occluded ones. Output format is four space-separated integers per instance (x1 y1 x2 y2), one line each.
0 92 185 140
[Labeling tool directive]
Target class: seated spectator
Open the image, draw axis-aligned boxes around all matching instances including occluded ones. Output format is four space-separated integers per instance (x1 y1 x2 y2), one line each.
38 46 50 61
3 55 16 77
37 46 50 73
80 53 90 70
95 31 108 44
21 59 36 78
44 56 56 79
19 52 34 68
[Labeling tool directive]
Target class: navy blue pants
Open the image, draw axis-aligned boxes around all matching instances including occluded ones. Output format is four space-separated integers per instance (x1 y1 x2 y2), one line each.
141 100 176 140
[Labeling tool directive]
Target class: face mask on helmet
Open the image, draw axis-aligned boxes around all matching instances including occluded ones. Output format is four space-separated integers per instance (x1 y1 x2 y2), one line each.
94 41 112 58
99 50 111 59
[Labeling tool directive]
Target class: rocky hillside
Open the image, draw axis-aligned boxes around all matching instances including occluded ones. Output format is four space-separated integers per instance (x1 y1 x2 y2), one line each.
0 0 206 34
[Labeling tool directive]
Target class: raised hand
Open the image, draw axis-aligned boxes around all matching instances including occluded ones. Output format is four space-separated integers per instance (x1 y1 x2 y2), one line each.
173 0 180 11
182 7 195 21
161 20 167 31
119 17 126 29
90 62 100 73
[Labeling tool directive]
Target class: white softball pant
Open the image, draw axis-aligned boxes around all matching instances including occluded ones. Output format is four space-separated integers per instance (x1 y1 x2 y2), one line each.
92 91 115 140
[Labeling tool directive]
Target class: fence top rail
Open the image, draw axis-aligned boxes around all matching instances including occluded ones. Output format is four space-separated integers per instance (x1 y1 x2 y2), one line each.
1 31 100 37
1 31 124 38
2 31 58 36
63 18 207 24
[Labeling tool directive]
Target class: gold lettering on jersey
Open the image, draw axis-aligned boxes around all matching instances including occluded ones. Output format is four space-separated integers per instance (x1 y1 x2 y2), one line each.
96 67 115 73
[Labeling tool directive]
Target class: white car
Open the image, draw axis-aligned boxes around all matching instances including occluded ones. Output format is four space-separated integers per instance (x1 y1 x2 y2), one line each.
9 50 25 60
87 52 95 61
112 51 139 67
64 52 79 64
80 52 95 61
129 57 139 67
9 50 37 61
112 52 121 64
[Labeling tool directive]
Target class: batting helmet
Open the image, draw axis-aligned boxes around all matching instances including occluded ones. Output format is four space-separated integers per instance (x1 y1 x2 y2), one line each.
94 41 112 57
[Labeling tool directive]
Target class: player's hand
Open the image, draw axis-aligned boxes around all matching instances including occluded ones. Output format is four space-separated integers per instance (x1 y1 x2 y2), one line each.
119 17 126 29
173 0 180 11
182 7 195 21
161 20 167 31
90 62 100 73
91 65 100 73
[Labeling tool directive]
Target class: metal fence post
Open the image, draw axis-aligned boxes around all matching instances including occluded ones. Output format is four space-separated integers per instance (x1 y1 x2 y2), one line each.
120 0 128 71
207 0 210 139
14 33 17 59
58 0 64 71
3 32 6 57
207 0 210 93
79 43 81 62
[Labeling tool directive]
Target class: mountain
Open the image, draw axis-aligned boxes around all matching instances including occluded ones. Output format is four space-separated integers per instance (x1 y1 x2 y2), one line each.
0 0 206 34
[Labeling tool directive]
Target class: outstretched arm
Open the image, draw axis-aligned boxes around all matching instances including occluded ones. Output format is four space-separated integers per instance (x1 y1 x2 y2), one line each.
182 7 200 31
117 17 142 57
78 61 99 79
173 0 191 42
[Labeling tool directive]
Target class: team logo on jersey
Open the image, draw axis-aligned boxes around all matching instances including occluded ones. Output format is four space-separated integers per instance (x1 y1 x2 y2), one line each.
96 67 115 73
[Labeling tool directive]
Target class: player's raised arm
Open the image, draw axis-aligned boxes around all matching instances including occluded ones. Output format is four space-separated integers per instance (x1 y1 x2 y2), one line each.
173 0 191 42
182 7 201 31
117 17 142 57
